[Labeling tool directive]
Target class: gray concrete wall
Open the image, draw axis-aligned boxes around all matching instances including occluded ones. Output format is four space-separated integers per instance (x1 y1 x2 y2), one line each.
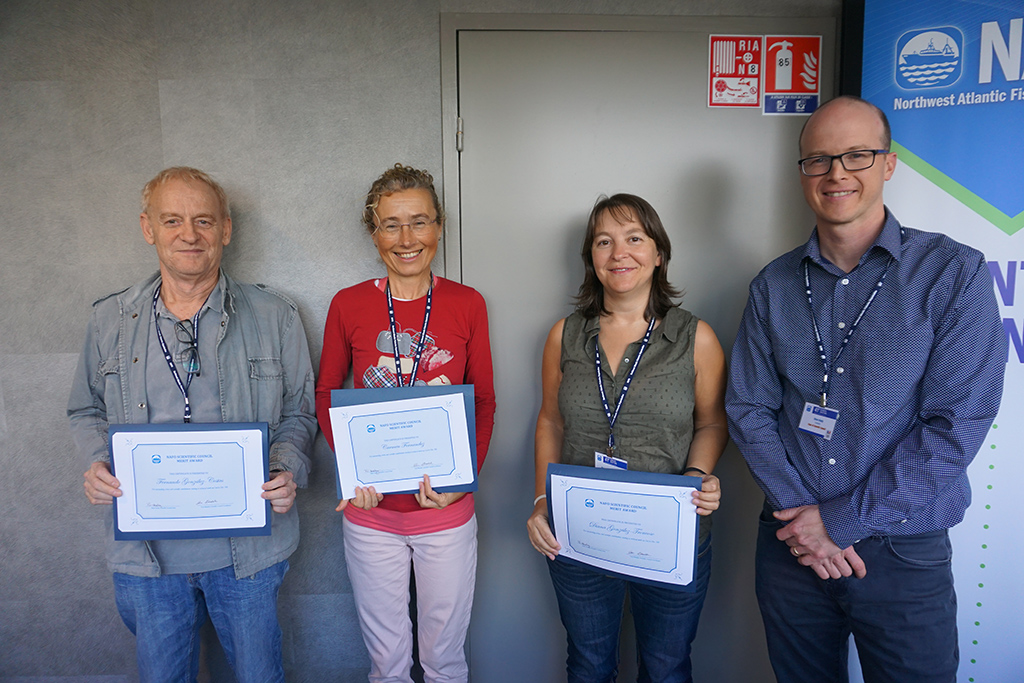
0 1 839 681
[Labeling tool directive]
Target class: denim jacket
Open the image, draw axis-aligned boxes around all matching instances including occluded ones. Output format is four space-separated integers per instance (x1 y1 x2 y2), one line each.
68 271 316 579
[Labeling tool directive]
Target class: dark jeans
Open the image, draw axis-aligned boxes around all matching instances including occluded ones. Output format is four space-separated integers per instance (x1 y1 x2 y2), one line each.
113 560 289 683
756 506 957 683
547 537 712 683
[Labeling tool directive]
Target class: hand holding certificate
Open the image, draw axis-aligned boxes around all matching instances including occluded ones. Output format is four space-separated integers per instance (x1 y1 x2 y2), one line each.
108 423 271 540
547 464 703 591
329 385 478 500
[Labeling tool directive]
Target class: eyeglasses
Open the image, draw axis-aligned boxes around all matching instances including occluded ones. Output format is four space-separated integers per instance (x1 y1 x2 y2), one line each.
174 319 201 376
797 149 889 177
375 218 439 237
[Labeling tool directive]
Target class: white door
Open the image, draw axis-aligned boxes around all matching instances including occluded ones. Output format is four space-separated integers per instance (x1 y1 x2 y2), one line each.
447 17 835 682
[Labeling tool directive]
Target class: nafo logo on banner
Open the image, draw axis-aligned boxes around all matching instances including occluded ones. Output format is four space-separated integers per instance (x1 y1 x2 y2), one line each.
895 27 964 89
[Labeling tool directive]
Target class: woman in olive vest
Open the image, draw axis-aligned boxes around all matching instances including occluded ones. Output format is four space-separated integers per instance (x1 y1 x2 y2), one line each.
527 193 728 683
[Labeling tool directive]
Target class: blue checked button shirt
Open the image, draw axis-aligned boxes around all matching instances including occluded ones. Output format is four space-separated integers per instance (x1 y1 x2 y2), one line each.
726 210 1006 548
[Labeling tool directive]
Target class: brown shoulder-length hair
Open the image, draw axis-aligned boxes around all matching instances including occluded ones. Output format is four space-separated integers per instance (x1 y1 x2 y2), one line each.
575 193 682 321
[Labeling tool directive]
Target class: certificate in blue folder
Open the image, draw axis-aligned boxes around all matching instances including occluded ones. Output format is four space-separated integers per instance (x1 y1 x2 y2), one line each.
547 463 702 591
330 385 478 500
109 422 270 541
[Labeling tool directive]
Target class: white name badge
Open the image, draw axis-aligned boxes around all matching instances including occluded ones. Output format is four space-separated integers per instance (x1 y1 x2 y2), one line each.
595 451 628 470
798 402 839 440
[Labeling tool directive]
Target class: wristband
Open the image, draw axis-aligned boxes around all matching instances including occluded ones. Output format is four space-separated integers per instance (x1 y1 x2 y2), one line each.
683 466 708 476
533 494 547 506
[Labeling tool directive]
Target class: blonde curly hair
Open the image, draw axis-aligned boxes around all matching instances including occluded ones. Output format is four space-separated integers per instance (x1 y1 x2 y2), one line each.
362 164 445 235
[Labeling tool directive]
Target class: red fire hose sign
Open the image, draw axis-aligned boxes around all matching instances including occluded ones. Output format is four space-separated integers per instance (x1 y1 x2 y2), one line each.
708 35 763 108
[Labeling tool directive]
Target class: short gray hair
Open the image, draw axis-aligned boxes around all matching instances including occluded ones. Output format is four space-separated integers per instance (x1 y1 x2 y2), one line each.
141 167 230 219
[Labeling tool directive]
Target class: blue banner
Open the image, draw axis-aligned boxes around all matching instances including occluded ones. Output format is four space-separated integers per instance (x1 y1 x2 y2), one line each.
862 0 1023 232
862 2 1023 681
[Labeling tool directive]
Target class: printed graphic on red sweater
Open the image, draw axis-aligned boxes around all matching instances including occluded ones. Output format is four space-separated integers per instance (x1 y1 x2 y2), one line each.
362 328 454 388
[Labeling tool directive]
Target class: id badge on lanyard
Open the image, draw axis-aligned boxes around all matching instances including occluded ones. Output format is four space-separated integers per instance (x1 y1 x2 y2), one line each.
798 403 839 440
594 317 656 466
152 284 205 423
595 451 628 470
797 258 891 440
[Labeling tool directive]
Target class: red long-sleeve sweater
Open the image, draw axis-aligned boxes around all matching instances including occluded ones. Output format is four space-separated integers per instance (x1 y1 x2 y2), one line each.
316 277 495 535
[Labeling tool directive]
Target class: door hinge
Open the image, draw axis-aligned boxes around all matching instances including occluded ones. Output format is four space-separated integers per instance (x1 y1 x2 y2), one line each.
456 117 464 153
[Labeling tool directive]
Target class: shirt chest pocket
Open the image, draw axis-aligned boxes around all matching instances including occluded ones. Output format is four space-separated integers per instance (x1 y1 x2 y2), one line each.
248 357 283 428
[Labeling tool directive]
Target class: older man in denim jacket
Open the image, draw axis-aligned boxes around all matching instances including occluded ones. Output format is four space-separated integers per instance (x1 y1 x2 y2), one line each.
67 167 316 683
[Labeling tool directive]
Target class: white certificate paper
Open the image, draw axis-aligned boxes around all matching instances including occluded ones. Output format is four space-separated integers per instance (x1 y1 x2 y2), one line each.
109 423 270 540
548 464 701 590
329 391 475 499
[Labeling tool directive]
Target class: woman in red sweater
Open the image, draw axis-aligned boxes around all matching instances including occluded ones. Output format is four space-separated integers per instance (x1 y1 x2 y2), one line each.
316 164 495 682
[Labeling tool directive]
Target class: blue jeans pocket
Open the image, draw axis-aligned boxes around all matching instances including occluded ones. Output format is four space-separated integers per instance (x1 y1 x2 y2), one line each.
883 531 952 567
757 501 782 529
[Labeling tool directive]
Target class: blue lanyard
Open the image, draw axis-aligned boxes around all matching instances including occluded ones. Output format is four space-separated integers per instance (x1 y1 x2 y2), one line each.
385 276 433 387
594 316 656 456
803 258 891 407
152 284 204 423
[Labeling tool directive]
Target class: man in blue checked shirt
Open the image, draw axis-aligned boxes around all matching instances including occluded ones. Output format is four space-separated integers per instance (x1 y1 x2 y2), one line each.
726 96 1005 683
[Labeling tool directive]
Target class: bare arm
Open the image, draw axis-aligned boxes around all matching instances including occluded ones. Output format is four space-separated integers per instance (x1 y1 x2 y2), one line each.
527 319 565 560
687 320 729 515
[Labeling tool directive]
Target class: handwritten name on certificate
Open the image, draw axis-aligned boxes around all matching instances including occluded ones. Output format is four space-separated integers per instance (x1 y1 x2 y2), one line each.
109 423 270 540
329 392 475 499
548 464 701 590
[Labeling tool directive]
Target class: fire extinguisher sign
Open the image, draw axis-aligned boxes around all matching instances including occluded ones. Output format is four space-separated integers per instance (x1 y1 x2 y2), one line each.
708 35 763 108
763 35 822 115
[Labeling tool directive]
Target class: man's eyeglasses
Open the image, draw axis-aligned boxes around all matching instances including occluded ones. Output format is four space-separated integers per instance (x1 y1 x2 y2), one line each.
375 218 439 237
797 149 889 177
174 319 201 376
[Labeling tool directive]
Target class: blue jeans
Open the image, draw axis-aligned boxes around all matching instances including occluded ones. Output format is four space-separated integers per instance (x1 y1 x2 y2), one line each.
756 505 958 683
547 537 712 683
113 560 289 683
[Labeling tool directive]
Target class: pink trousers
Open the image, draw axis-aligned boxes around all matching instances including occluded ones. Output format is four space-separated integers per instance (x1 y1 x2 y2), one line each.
343 515 478 683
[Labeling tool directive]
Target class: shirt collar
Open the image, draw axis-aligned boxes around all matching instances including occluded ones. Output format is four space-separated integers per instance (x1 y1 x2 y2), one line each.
802 206 903 271
374 274 440 297
155 277 224 320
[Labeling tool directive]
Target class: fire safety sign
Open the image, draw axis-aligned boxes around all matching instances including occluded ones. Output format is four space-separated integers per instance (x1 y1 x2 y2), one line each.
763 35 822 115
708 35 763 108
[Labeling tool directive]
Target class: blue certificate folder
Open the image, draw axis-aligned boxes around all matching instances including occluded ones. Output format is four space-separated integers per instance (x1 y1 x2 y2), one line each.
109 422 270 541
331 385 478 498
547 463 702 592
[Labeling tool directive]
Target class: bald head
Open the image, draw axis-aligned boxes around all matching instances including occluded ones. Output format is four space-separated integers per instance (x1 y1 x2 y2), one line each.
799 96 891 157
